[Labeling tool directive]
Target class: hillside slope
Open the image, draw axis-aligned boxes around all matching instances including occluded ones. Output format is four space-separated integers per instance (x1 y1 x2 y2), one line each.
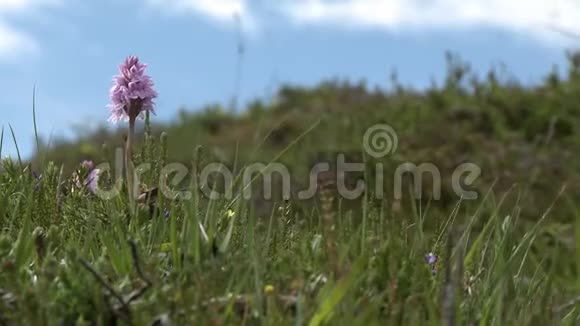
34 53 580 221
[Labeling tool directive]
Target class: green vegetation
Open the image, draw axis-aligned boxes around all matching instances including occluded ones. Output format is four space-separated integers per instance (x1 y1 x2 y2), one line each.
0 52 579 324
39 53 580 221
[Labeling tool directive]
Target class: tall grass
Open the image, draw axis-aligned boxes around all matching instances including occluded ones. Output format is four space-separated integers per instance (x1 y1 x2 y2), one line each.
0 129 576 325
2 68 580 324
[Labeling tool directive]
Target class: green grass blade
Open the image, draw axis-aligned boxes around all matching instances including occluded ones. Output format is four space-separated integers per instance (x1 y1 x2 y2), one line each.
169 206 180 268
219 206 238 254
309 254 367 326
8 124 22 166
32 85 42 164
13 209 32 269
32 86 39 151
0 126 4 160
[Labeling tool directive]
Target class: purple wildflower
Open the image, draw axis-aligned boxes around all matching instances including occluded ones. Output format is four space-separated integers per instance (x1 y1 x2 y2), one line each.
108 56 158 123
32 171 42 191
425 252 437 275
74 160 101 194
32 171 42 181
425 252 437 265
85 168 101 194
81 160 94 170
164 209 171 218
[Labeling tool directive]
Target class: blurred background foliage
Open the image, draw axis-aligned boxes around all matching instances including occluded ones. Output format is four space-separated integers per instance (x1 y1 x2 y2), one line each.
32 52 580 222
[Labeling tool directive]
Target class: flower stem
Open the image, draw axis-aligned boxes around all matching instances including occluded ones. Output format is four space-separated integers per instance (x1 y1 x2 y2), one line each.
126 117 136 206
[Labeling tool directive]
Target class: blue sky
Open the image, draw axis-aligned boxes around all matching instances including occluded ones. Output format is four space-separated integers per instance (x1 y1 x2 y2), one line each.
0 0 578 159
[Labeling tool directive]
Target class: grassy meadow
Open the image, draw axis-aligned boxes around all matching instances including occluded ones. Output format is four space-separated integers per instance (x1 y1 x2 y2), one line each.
1 53 580 324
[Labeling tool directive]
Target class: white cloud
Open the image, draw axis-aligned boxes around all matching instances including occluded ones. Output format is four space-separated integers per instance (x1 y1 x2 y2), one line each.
0 0 61 60
0 22 37 59
148 0 255 29
0 0 39 12
0 0 61 10
140 0 580 46
276 0 580 44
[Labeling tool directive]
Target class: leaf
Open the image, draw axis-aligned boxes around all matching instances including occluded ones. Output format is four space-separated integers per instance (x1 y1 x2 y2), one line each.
309 254 367 326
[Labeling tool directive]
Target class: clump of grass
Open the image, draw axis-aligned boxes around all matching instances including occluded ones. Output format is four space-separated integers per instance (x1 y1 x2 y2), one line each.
0 125 576 324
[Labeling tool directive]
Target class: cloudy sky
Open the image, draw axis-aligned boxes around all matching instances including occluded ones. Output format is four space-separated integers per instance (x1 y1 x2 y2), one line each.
0 0 578 158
